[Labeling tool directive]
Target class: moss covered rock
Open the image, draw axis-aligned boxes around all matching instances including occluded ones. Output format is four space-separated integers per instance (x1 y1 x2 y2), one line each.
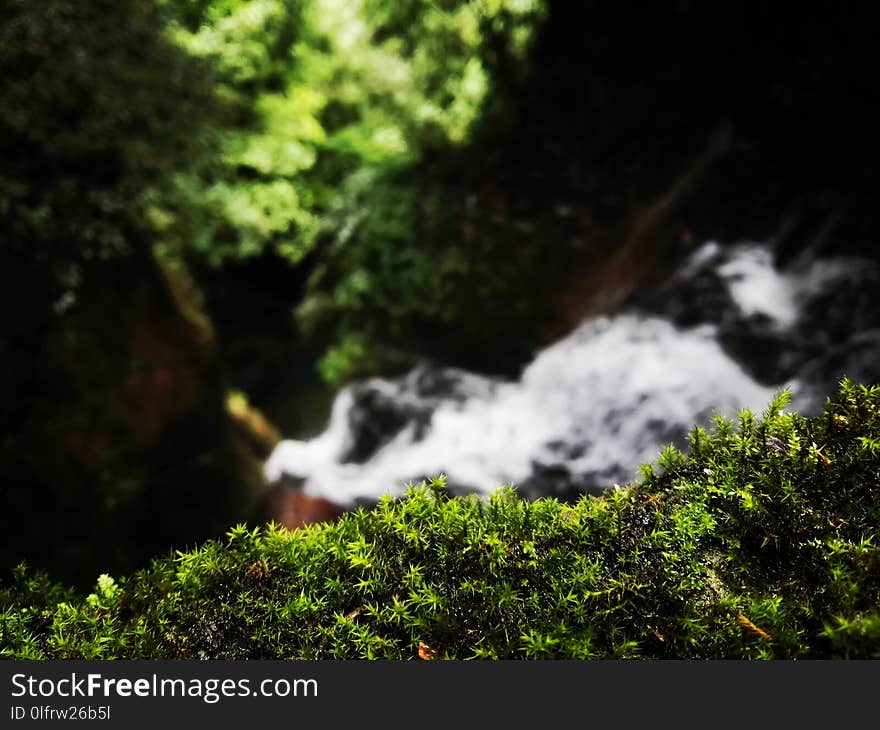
1 379 878 659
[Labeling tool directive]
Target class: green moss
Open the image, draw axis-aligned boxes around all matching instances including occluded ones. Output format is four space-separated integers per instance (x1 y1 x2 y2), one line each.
2 379 879 659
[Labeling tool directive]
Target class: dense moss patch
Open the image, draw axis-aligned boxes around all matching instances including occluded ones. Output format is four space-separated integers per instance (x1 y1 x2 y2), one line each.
2 379 878 659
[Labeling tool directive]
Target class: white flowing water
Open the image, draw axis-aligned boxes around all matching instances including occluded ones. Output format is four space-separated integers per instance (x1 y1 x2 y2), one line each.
712 241 856 328
265 240 871 505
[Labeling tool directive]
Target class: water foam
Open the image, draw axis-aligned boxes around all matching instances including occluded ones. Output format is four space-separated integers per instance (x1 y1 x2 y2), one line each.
265 240 869 505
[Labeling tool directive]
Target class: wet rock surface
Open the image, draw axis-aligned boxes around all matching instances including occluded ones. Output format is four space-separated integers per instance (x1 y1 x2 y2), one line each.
636 240 880 397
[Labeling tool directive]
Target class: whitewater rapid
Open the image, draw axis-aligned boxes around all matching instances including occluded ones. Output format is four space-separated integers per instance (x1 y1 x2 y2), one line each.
265 240 874 505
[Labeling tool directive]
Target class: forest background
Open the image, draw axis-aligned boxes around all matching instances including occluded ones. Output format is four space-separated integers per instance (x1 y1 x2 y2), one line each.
2 0 878 587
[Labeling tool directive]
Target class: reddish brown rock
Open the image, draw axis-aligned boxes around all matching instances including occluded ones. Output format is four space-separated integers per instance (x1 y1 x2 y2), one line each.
264 482 346 530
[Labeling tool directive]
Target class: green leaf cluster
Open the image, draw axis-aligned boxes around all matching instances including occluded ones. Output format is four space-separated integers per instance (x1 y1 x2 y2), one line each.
163 0 544 264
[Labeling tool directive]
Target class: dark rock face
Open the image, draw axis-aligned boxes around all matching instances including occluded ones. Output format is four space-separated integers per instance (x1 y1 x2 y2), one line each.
795 332 880 414
1 252 267 586
635 239 880 398
665 270 736 329
717 314 806 385
518 462 607 502
341 383 427 463
339 366 497 464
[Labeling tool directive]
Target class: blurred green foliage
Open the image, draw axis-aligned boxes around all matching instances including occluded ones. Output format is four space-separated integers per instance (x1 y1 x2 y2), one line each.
0 0 266 584
162 0 548 382
0 0 551 584
2 0 549 383
5 0 879 602
0 0 222 314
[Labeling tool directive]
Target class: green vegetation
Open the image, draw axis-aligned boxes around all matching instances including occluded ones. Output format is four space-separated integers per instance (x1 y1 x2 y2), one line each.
0 0 220 311
0 0 264 585
3 0 879 655
0 0 558 584
160 0 550 383
3 380 878 659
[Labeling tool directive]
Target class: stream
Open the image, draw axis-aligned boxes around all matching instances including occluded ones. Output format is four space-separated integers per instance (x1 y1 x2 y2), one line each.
266 238 880 506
